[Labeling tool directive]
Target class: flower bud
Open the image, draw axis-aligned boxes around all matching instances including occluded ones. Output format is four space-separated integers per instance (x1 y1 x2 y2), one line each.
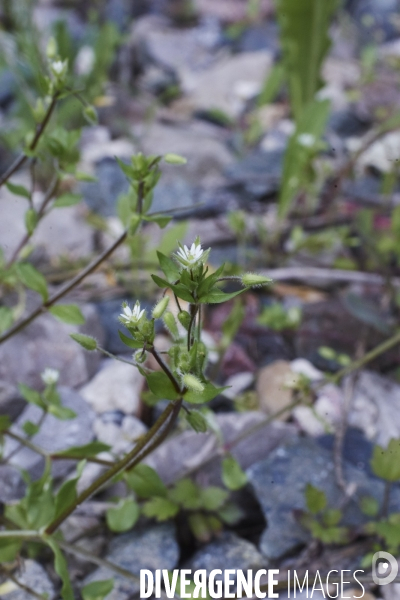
163 311 179 339
186 410 208 433
152 296 169 319
182 374 205 393
177 310 191 330
46 37 57 59
134 349 147 364
241 272 273 288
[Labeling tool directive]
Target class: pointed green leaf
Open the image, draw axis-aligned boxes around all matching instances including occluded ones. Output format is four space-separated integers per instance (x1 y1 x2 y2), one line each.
184 383 228 405
16 263 48 301
82 579 114 600
53 193 82 208
157 251 180 282
106 498 140 532
125 464 167 499
70 333 98 351
222 455 247 490
18 383 44 408
145 371 180 401
305 483 327 514
46 539 74 600
6 181 31 199
53 441 111 459
198 288 246 304
49 304 85 325
118 330 143 349
371 438 400 482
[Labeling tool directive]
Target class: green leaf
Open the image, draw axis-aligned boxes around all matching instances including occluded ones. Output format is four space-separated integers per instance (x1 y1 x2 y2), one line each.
360 496 379 517
0 538 22 563
187 512 212 542
322 508 342 527
75 171 97 183
6 181 31 199
125 464 167 499
371 438 400 482
142 497 179 521
145 371 180 401
70 333 98 351
217 502 243 525
48 404 77 420
22 420 40 436
49 304 85 325
118 330 143 349
276 0 338 121
106 498 140 532
168 479 201 510
46 538 74 600
54 478 79 521
16 263 48 301
53 193 82 208
83 105 98 125
53 441 111 459
145 215 172 228
157 251 180 282
82 579 114 600
0 415 11 432
151 273 174 289
184 382 228 405
221 455 247 490
186 410 208 433
198 288 246 304
25 208 38 235
0 306 13 334
18 383 44 408
305 483 327 514
200 486 229 511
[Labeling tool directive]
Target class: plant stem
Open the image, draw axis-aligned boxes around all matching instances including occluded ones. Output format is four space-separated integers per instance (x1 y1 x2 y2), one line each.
44 400 176 534
0 94 59 188
0 530 39 538
150 348 182 393
331 328 400 384
0 229 128 345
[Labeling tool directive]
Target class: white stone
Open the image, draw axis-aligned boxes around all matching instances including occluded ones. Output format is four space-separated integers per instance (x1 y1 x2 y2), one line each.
290 358 324 382
81 359 144 415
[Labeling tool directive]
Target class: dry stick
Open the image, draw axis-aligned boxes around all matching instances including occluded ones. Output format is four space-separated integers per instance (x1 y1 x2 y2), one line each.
0 229 128 345
4 571 50 600
45 399 178 535
0 94 59 188
258 266 400 288
334 372 357 496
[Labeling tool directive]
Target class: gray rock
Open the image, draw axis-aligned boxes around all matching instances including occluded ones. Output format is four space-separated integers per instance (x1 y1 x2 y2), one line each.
185 531 266 573
82 523 179 600
4 387 95 479
347 0 400 43
81 157 130 217
0 381 25 421
247 436 400 560
0 305 104 390
1 560 55 600
225 150 283 200
0 465 26 503
93 414 147 455
146 412 295 486
138 121 235 187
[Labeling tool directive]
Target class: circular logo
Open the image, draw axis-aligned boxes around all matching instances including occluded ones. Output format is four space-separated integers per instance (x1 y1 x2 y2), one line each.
372 551 399 585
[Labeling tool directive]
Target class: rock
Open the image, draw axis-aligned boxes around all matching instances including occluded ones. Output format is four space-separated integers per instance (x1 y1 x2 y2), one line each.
256 360 295 420
290 358 324 382
146 411 295 486
347 0 400 43
348 370 400 446
0 305 104 390
82 523 179 600
194 0 273 24
1 560 55 600
3 387 95 479
318 427 375 478
138 121 235 187
247 436 399 560
236 22 279 54
353 130 400 173
293 384 344 436
181 51 273 118
329 110 371 138
225 150 283 200
94 414 147 454
80 359 144 415
382 582 400 599
80 157 129 217
185 531 266 573
0 381 25 421
222 372 254 400
0 466 26 503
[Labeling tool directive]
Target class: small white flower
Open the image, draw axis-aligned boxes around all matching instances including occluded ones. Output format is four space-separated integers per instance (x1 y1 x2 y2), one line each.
298 133 315 148
175 242 204 268
120 301 145 325
50 59 68 81
41 368 59 386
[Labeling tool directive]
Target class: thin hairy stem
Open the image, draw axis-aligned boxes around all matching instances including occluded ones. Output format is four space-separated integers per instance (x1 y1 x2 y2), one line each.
150 348 182 393
45 400 176 534
0 94 58 188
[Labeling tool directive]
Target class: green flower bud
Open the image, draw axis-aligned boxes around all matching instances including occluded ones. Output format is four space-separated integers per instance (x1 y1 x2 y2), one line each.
177 310 191 330
182 374 204 393
83 105 98 125
163 311 179 339
186 410 208 433
241 272 273 288
46 37 57 59
164 153 187 165
134 349 147 364
152 296 169 319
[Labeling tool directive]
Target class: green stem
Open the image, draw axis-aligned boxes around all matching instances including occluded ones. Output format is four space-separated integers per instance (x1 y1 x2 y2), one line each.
45 400 176 534
0 530 39 538
331 328 400 384
150 348 182 393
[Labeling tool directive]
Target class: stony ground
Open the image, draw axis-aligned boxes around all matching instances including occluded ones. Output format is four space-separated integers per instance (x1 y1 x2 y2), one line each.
2 0 400 598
